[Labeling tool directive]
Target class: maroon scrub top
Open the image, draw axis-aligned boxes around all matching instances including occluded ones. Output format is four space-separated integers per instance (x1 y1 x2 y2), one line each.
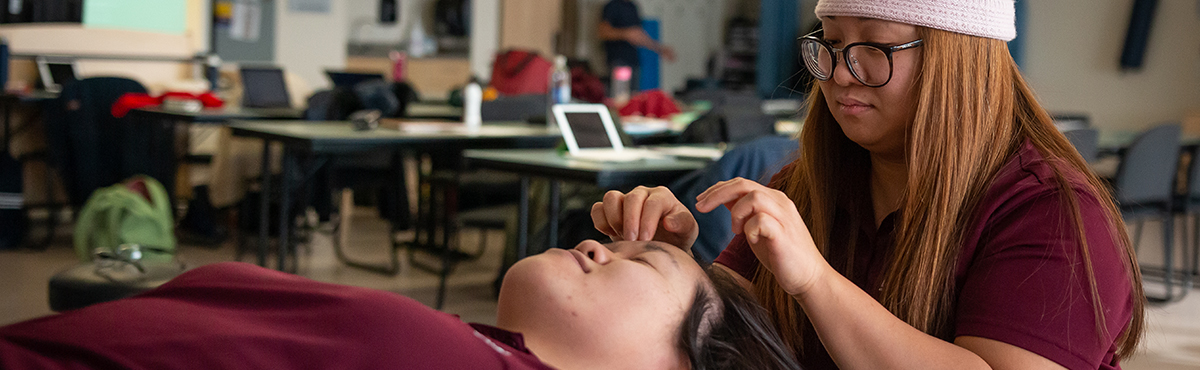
0 262 554 370
716 140 1134 370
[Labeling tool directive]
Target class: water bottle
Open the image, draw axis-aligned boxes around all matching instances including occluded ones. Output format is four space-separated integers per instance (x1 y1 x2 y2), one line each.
205 54 221 92
389 50 406 82
547 55 571 126
611 66 632 107
464 81 483 133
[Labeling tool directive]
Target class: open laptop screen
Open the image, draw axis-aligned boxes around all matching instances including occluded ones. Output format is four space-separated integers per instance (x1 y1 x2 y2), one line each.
565 112 614 149
47 63 77 87
240 67 291 108
326 71 384 88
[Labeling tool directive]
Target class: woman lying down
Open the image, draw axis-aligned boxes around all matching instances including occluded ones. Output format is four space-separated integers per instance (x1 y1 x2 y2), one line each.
0 240 799 370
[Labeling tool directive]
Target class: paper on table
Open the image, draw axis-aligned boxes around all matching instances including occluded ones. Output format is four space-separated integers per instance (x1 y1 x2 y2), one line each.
649 146 725 160
379 119 465 133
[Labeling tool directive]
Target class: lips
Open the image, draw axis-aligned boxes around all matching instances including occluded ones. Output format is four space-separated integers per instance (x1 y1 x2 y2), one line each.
835 97 872 115
567 249 592 273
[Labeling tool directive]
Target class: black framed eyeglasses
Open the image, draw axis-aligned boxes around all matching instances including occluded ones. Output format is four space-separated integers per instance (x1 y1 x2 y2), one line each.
799 30 923 88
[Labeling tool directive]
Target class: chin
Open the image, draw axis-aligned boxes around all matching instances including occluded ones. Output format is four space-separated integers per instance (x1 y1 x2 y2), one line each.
496 253 576 328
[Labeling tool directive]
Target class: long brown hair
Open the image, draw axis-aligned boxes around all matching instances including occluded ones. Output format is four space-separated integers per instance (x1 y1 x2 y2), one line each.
754 27 1145 359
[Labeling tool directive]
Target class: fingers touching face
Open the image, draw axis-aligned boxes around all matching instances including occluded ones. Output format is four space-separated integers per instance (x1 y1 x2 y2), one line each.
591 186 699 250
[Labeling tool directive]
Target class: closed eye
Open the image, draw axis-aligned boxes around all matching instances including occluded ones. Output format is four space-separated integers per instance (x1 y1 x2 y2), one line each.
631 256 655 268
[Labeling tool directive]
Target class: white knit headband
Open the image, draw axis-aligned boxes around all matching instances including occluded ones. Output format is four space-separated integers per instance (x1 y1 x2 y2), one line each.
814 0 1016 41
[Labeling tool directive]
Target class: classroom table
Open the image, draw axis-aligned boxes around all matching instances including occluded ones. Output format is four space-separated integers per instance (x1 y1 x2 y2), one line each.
126 106 304 203
463 148 714 260
1096 130 1200 156
228 121 561 279
405 101 462 121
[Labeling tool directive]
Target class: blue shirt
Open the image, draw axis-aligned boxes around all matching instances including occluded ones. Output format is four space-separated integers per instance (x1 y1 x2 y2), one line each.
602 0 642 68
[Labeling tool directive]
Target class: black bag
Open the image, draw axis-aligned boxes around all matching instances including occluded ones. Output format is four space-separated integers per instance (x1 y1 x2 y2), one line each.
434 0 469 37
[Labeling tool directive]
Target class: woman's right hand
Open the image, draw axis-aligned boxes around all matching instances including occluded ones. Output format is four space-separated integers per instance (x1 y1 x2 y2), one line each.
590 186 699 250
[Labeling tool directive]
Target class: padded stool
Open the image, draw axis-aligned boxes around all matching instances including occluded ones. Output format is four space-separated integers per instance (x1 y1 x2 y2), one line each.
48 258 185 312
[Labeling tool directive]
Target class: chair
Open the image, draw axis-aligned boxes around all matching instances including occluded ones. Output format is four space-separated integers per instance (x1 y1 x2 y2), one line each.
678 92 775 145
43 77 150 208
457 94 545 246
1062 128 1099 164
481 94 547 123
721 96 776 144
452 94 548 286
1169 143 1200 299
1113 123 1183 302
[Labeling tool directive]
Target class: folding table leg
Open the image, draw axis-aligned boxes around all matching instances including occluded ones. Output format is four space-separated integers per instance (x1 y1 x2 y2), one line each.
518 176 530 260
257 140 272 267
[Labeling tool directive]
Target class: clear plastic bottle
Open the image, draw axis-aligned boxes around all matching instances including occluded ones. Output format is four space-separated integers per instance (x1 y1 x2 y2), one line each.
547 55 571 126
464 81 483 133
611 66 632 107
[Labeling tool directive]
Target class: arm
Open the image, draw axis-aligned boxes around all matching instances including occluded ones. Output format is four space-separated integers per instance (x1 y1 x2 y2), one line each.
597 21 626 41
596 21 676 61
794 262 1060 369
695 178 1068 370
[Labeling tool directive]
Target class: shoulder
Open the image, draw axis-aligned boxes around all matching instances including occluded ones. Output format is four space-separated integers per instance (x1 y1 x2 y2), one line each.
953 142 1133 369
976 139 1103 230
961 139 1121 264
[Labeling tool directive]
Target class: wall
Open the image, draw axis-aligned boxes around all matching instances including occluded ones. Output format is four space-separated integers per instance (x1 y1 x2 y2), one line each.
345 0 437 45
1022 0 1200 130
0 0 210 93
274 0 348 94
0 24 199 93
469 0 501 80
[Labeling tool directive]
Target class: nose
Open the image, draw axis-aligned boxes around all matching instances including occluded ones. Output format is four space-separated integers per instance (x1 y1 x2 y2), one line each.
574 240 613 265
830 52 859 87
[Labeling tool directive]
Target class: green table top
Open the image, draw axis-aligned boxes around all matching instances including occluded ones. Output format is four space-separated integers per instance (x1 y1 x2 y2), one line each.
229 120 560 153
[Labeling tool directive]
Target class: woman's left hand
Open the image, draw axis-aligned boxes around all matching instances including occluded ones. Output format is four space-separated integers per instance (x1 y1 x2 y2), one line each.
696 178 830 297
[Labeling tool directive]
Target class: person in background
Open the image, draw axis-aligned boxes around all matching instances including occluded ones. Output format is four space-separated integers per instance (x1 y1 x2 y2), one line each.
598 0 676 89
0 240 800 370
590 0 1144 369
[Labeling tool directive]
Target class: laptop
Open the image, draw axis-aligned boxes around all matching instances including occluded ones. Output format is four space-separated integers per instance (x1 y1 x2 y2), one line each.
36 57 78 93
326 70 385 88
239 66 292 108
552 104 664 162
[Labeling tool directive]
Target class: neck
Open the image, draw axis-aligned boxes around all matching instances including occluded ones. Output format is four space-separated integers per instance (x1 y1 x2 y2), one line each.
869 152 907 228
494 322 592 370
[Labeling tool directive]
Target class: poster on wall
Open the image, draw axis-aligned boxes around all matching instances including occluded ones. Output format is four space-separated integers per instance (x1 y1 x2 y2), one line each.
289 0 331 14
229 1 263 42
82 0 186 34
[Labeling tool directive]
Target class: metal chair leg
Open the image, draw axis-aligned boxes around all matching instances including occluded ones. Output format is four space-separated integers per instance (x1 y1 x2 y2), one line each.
1191 213 1200 289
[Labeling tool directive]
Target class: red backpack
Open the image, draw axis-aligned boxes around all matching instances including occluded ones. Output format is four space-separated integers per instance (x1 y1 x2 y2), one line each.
489 50 551 96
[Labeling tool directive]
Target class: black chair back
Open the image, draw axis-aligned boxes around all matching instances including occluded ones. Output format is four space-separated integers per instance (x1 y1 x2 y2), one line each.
43 77 148 206
1114 123 1182 207
481 94 547 123
1062 128 1099 164
1185 145 1200 202
353 80 400 117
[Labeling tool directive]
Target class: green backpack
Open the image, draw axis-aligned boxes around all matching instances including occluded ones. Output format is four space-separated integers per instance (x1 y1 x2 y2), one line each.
73 176 176 263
